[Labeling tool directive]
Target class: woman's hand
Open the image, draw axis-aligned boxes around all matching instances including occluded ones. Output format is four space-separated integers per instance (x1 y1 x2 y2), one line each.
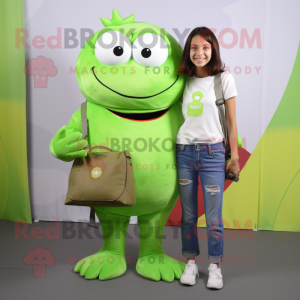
225 158 240 178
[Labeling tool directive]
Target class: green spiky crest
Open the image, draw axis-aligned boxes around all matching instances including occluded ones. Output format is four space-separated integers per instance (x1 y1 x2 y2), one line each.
100 8 135 27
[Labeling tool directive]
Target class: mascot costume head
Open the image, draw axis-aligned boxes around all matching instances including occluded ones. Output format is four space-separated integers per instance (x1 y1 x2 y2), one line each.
49 8 186 281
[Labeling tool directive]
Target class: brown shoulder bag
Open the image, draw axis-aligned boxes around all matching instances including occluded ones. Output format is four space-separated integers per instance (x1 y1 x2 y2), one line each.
64 102 136 227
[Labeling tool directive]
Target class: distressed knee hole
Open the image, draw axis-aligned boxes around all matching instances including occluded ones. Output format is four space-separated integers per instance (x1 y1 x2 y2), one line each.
179 179 192 185
205 185 220 195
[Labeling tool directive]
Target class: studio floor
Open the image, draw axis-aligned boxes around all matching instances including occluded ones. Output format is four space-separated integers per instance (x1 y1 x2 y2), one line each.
0 219 299 300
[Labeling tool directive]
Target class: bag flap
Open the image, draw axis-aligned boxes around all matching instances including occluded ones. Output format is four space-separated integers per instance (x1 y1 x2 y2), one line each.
68 151 128 201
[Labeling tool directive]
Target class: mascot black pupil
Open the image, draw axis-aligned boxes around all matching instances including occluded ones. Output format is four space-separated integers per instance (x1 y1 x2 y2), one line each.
113 46 123 56
142 48 151 58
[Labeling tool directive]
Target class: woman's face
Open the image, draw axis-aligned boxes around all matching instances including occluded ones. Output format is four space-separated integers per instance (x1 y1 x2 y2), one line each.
190 34 212 68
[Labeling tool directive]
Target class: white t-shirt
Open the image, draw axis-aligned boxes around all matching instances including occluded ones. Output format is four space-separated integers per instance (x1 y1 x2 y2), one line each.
176 71 238 144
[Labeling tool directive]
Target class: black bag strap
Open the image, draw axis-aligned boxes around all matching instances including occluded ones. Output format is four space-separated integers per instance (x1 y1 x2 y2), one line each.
214 73 228 150
81 101 99 228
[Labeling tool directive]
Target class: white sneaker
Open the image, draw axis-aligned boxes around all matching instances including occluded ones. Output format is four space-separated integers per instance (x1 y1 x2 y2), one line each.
207 263 223 289
180 260 199 285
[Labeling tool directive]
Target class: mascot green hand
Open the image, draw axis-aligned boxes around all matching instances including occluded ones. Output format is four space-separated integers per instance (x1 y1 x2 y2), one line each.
49 9 186 281
50 126 87 162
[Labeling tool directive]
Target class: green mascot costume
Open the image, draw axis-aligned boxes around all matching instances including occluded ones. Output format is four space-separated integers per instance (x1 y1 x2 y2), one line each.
49 9 186 281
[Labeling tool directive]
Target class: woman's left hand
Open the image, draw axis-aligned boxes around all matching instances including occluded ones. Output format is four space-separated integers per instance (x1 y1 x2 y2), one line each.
225 159 240 178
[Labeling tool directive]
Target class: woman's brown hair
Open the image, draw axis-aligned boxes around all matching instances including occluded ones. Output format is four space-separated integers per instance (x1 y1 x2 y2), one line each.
179 27 225 76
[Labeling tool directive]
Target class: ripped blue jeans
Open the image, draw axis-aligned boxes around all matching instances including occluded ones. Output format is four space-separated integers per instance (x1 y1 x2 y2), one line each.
176 141 226 263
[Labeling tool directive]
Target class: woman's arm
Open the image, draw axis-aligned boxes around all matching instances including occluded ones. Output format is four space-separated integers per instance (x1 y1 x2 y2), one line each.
224 96 240 176
224 96 239 159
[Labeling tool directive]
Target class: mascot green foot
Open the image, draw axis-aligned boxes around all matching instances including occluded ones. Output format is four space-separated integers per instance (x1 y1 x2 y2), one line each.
136 253 185 282
75 210 130 280
136 209 186 282
74 251 127 280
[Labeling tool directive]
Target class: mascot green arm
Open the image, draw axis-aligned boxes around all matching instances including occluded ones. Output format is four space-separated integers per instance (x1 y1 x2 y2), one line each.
49 108 87 162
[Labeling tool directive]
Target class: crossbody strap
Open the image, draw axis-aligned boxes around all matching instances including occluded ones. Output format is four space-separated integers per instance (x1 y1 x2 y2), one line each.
81 101 98 228
214 73 228 150
81 102 89 150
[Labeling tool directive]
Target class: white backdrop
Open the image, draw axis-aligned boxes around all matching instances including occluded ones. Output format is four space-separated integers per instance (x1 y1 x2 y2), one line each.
23 0 300 222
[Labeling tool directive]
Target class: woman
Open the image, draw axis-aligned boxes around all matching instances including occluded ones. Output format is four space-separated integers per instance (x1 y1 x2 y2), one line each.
176 27 240 288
